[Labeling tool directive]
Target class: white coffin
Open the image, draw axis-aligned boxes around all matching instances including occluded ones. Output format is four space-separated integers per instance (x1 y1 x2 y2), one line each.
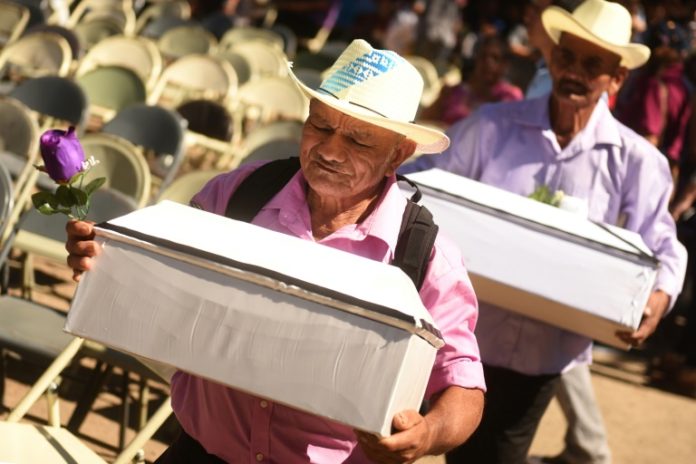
405 169 658 349
65 201 443 436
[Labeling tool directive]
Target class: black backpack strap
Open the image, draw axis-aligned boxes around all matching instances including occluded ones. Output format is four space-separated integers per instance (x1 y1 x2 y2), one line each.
393 200 439 290
225 157 301 222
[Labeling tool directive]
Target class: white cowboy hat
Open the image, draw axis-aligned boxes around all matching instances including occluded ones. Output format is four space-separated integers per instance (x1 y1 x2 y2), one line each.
541 0 650 69
287 39 449 154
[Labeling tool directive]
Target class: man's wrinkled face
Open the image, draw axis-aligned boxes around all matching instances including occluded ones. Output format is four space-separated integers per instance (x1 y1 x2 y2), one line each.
549 32 625 108
299 99 412 202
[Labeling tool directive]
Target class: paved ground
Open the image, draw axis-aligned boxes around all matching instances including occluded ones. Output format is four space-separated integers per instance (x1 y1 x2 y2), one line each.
2 254 695 463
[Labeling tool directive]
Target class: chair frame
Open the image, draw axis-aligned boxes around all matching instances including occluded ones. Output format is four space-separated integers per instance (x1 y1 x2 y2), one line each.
0 31 73 80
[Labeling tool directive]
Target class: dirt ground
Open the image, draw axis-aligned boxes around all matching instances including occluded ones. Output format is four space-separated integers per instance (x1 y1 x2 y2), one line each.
2 256 695 463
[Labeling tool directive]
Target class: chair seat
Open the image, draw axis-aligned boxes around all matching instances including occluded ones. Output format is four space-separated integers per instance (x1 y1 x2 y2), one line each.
0 296 73 361
0 422 106 463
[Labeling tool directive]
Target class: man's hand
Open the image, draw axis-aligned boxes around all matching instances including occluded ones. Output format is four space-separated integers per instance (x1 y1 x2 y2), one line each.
355 410 432 464
354 386 484 463
616 290 670 347
670 182 696 220
65 220 101 282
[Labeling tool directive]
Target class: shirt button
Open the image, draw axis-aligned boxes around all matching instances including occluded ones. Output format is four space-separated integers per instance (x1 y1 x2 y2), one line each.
260 400 268 408
256 453 264 461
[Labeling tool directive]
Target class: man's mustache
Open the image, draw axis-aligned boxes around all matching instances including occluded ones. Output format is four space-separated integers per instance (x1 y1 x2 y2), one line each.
557 77 589 94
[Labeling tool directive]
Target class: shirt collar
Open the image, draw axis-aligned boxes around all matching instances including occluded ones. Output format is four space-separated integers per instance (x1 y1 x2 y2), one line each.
263 171 407 253
508 94 623 149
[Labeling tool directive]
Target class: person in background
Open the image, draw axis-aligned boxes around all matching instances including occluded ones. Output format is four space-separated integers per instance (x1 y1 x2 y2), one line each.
66 39 486 464
421 35 523 126
402 1 687 463
615 19 692 188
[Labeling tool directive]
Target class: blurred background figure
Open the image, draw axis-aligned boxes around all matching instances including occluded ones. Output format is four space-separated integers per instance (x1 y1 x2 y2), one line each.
421 35 522 125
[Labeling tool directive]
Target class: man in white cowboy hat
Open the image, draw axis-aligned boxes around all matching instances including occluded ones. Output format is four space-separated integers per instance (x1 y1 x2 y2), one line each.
403 0 687 463
65 39 486 463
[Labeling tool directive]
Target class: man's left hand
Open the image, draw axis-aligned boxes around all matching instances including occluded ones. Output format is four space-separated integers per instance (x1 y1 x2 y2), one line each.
616 290 670 347
354 410 432 464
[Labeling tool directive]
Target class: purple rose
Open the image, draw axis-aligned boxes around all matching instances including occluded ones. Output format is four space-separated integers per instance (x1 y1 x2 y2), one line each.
39 126 85 183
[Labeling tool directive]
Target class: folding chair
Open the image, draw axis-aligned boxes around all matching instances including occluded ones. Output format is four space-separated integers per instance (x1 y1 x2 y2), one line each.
68 0 136 37
139 15 189 40
157 24 217 61
406 55 443 109
0 0 29 49
155 169 222 205
73 15 124 51
218 26 285 54
0 32 72 84
76 35 163 92
135 0 190 35
177 99 235 170
102 103 186 195
232 75 308 139
76 65 148 130
0 96 40 194
23 24 82 62
223 39 288 81
9 75 89 130
235 120 303 167
148 54 237 110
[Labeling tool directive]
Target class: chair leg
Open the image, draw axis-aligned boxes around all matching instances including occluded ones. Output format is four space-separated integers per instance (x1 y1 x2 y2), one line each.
21 252 34 300
112 397 173 464
0 349 6 412
119 370 131 451
46 377 62 427
7 337 84 423
137 378 149 431
67 361 113 433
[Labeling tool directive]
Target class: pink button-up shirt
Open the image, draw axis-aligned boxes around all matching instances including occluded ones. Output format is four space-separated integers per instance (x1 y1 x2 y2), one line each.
170 161 485 463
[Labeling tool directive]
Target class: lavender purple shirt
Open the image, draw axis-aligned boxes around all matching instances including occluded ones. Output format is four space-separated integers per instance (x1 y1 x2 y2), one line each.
402 96 687 375
170 161 485 463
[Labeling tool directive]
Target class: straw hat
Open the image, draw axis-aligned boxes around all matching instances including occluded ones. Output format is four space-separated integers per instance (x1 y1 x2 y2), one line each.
287 39 449 154
541 0 650 69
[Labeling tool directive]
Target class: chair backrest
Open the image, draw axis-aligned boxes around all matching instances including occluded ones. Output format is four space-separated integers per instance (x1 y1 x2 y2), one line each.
0 32 72 80
176 99 232 141
140 15 189 40
135 0 191 34
0 0 29 47
68 0 136 36
77 35 162 91
235 76 308 128
224 39 287 81
217 50 252 85
157 24 216 60
102 103 186 187
237 120 303 165
9 76 88 128
76 65 147 119
270 24 297 59
73 16 125 51
149 54 237 108
79 132 152 207
156 169 222 205
0 96 39 160
24 24 81 60
219 27 284 54
0 162 12 237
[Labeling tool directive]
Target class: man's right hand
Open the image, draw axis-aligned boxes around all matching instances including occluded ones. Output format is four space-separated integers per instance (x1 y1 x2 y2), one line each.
65 220 101 282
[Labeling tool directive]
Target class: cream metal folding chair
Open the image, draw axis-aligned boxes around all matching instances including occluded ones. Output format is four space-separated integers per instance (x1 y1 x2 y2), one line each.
0 32 73 82
223 39 287 81
218 26 284 54
0 0 29 49
76 34 163 92
148 53 237 109
102 103 186 195
176 99 236 171
155 169 222 205
68 0 136 37
73 15 124 51
235 120 303 167
76 65 148 130
157 24 217 61
135 0 190 35
0 97 40 195
232 75 308 140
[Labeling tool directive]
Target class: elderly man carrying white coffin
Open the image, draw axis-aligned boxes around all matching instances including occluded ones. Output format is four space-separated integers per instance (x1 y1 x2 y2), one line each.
65 40 486 463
